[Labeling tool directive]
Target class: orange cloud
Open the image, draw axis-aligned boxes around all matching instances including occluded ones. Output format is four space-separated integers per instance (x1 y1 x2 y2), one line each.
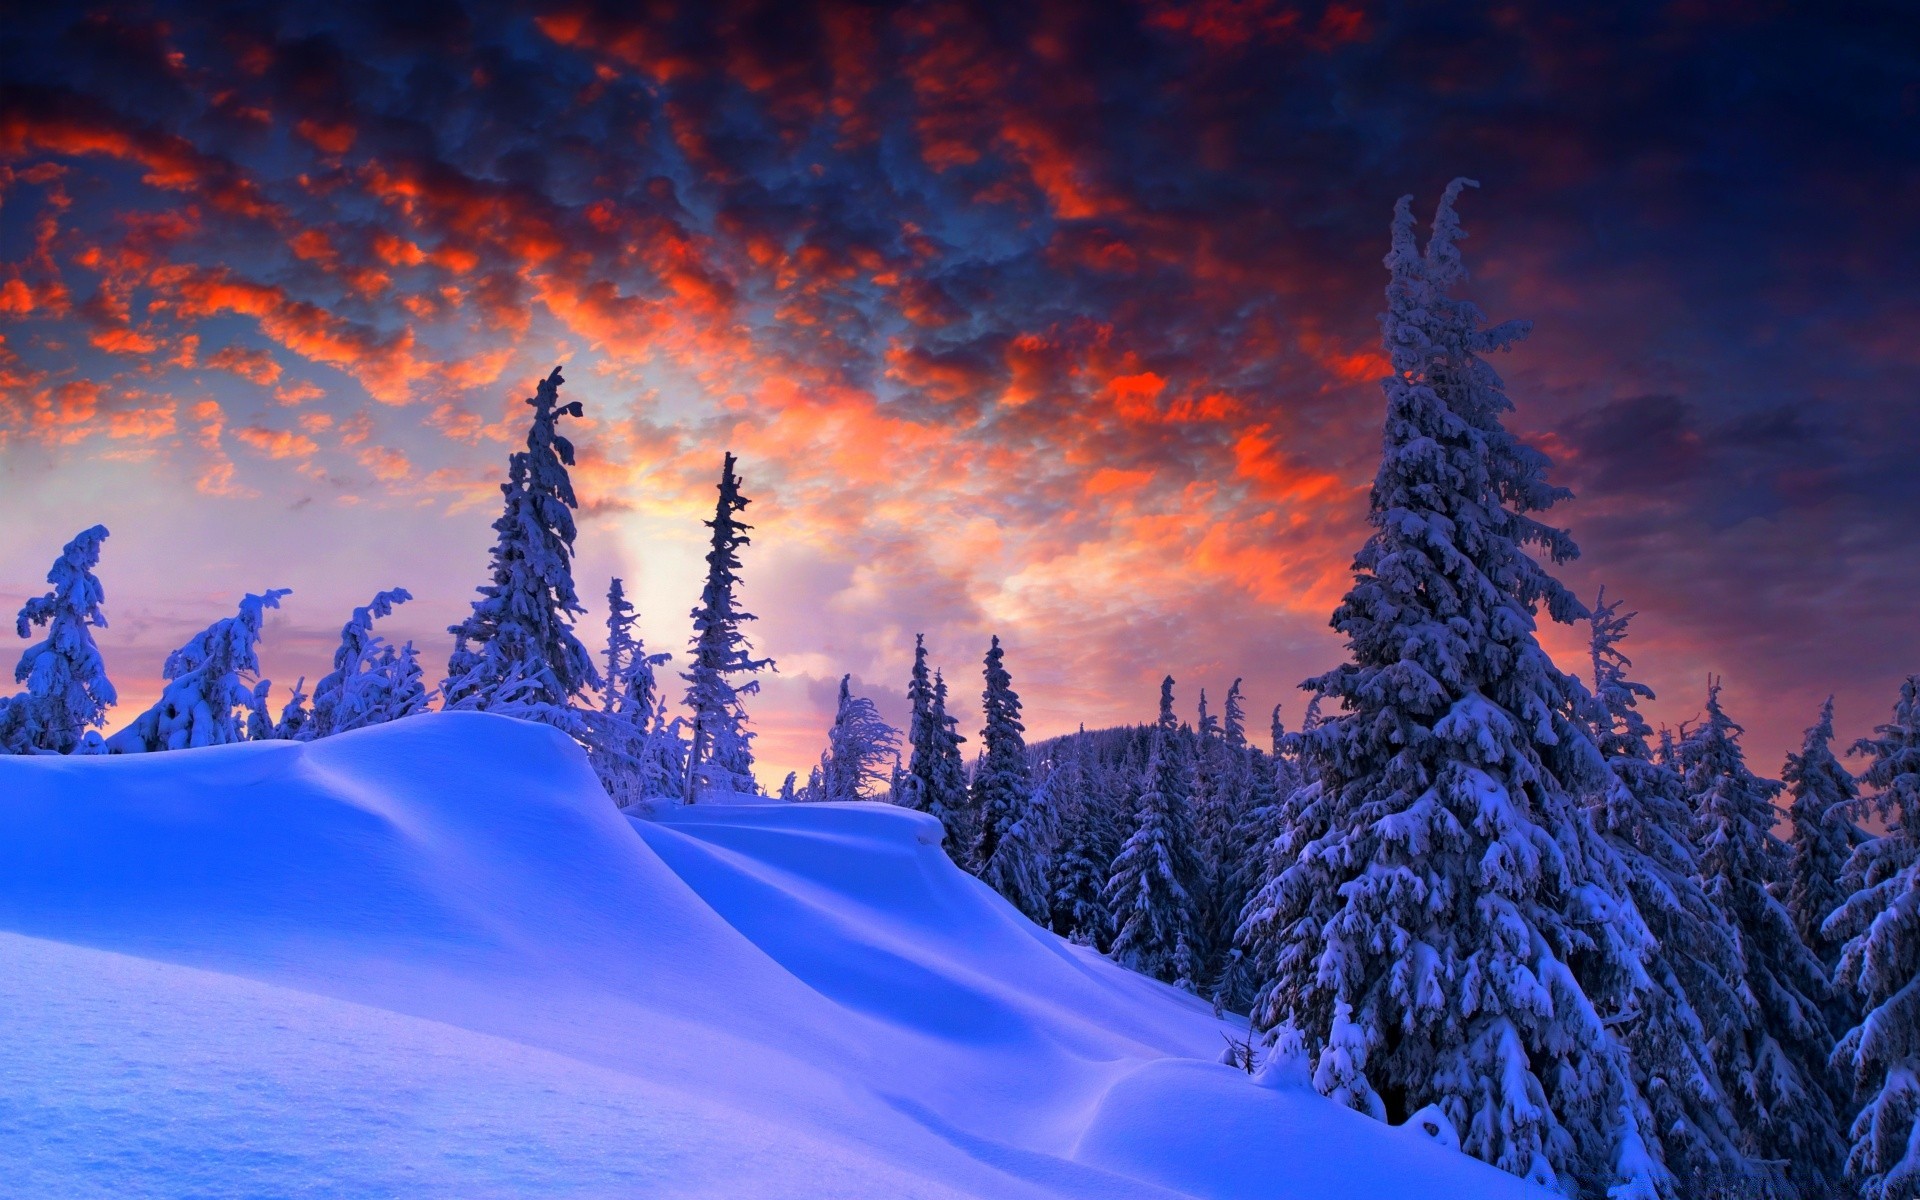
234 424 318 459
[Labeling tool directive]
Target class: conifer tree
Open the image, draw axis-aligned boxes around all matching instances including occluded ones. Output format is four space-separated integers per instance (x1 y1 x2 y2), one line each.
819 674 901 802
1587 596 1756 1194
903 636 939 813
309 588 428 738
1234 181 1648 1193
682 452 772 799
971 636 1032 873
0 525 116 754
1223 678 1247 749
1158 675 1177 731
1782 698 1861 973
1270 703 1285 758
1682 681 1846 1189
108 590 290 753
274 676 311 741
1106 725 1202 989
1828 675 1920 1200
928 668 972 854
1048 736 1117 946
444 367 596 712
1197 688 1219 741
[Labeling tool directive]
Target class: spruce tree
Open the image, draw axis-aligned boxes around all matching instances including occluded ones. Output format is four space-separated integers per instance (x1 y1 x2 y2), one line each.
0 524 116 754
1682 681 1846 1190
819 674 901 802
971 636 1031 872
1157 675 1177 731
1829 675 1920 1200
1587 595 1756 1194
1223 678 1247 749
1782 698 1861 973
929 668 973 855
1197 688 1219 741
444 367 596 711
1234 181 1647 1193
903 636 940 814
309 588 428 738
682 453 772 799
1105 725 1202 989
1048 736 1117 946
1270 703 1285 758
108 590 290 753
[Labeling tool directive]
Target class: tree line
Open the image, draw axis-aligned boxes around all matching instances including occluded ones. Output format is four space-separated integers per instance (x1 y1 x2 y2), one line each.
6 181 1920 1200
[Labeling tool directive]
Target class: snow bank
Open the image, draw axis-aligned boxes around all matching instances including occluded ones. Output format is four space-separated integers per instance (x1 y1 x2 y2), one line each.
0 713 1545 1198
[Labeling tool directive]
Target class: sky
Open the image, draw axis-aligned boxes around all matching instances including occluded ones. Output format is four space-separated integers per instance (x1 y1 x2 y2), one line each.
2 0 1917 786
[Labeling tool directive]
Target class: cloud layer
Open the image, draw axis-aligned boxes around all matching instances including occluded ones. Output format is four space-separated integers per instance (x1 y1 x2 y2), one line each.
3 1 1917 779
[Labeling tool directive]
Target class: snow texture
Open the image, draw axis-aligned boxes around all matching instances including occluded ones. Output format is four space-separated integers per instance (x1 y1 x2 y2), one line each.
0 712 1549 1199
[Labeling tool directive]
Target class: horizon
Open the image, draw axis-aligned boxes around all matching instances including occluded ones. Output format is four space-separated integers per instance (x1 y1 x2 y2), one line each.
5 2 1917 786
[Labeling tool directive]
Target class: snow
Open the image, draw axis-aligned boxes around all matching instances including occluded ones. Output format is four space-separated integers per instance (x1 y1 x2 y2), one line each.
0 712 1547 1197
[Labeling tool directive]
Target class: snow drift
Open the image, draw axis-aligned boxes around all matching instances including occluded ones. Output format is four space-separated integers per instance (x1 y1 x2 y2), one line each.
0 713 1544 1198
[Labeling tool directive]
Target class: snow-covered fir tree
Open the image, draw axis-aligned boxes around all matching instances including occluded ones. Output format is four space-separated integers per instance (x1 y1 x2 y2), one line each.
1157 675 1177 731
1586 595 1757 1195
582 576 683 806
1197 688 1219 741
108 590 290 753
1781 697 1861 974
929 668 973 853
1105 725 1202 990
308 588 429 739
1828 675 1920 1200
972 636 1033 877
0 525 115 754
1233 181 1650 1194
901 635 935 814
274 676 311 741
1682 680 1846 1191
1223 678 1247 749
1269 703 1285 758
819 675 901 802
443 367 596 713
1047 735 1117 947
601 577 662 719
682 452 772 800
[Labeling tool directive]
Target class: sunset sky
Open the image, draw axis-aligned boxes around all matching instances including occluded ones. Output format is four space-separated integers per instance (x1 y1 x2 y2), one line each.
3 1 1916 784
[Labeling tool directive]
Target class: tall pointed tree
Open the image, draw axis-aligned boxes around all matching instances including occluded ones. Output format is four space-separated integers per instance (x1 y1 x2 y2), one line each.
444 367 595 711
1682 681 1846 1189
1781 697 1861 973
1223 678 1247 749
1157 675 1177 731
929 668 972 853
0 525 115 754
971 636 1031 872
1586 594 1755 1194
1235 181 1648 1193
1107 725 1203 989
904 635 969 847
1049 736 1117 947
1829 675 1920 1200
682 452 772 799
602 576 669 721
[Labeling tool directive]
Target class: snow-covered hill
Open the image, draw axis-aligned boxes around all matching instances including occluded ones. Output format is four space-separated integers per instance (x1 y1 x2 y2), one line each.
0 713 1544 1198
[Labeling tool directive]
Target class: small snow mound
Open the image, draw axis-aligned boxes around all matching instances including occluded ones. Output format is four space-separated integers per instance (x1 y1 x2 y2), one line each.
1253 1022 1314 1091
1399 1103 1462 1151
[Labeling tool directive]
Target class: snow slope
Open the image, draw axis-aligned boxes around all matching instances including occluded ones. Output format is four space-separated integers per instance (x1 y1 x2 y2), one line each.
0 712 1545 1198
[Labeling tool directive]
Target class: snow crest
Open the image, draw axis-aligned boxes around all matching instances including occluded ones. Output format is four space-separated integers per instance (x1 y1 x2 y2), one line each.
0 713 1546 1198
